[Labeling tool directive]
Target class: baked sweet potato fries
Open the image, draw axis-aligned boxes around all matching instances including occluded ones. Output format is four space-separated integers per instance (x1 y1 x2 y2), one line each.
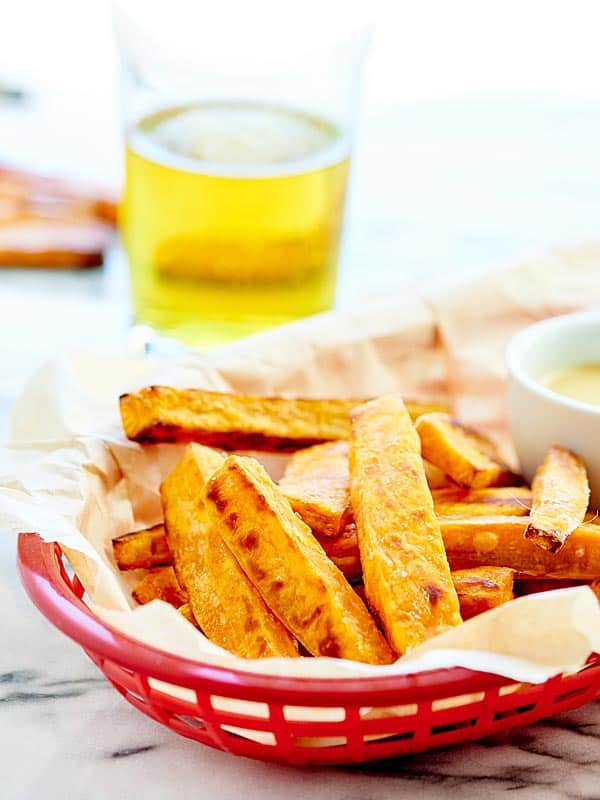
112 386 597 663
119 387 445 450
0 165 116 268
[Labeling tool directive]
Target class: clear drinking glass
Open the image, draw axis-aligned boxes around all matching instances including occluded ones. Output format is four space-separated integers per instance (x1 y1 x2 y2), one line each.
112 0 370 349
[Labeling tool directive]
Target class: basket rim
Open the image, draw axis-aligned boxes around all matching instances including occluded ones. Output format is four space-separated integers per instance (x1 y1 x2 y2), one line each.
17 532 538 705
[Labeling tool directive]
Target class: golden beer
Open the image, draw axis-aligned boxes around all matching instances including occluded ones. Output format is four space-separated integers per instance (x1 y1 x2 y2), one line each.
121 102 350 347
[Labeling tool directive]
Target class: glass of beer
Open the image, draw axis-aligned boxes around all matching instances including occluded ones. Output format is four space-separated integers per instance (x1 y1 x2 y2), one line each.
113 0 370 349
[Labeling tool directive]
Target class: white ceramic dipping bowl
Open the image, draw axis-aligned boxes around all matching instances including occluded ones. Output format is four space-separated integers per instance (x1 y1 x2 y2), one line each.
507 311 600 509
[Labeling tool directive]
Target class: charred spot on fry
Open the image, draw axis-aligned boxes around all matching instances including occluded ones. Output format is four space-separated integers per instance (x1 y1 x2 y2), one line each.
242 530 260 550
205 481 230 513
424 583 444 606
320 636 341 658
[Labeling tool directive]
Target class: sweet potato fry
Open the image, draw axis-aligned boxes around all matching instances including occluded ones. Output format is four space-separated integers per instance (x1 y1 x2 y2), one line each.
441 515 600 578
350 396 462 656
0 218 113 269
279 441 351 536
112 524 172 570
120 386 446 450
432 486 532 517
524 446 590 553
423 460 453 489
132 566 188 607
161 444 298 659
203 455 394 664
0 166 116 268
178 603 199 628
416 413 519 488
451 567 514 620
0 165 118 224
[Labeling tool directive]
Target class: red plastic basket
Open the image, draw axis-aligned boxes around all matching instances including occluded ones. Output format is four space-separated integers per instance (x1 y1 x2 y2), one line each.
17 533 600 765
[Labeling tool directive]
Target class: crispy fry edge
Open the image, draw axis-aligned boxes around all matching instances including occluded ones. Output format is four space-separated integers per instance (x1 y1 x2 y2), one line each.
525 445 590 553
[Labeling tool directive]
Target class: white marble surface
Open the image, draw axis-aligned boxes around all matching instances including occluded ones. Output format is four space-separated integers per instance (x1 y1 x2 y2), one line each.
3 92 600 798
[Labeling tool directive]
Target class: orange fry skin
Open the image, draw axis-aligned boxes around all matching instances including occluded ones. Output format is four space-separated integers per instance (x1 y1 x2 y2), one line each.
451 567 514 620
112 524 172 570
350 396 462 656
423 460 453 489
441 515 600 579
132 566 188 607
433 487 532 517
279 441 351 536
416 413 519 489
204 455 394 664
120 385 446 451
525 446 590 553
161 444 298 659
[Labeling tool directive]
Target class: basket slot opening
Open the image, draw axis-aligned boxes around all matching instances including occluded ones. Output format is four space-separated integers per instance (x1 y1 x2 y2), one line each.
147 677 196 704
498 683 526 696
291 735 347 748
109 664 136 678
493 703 536 721
359 703 418 720
122 688 147 705
283 705 345 722
432 692 485 711
431 717 477 736
364 730 415 745
172 713 206 730
210 695 269 719
220 725 276 746
553 685 591 705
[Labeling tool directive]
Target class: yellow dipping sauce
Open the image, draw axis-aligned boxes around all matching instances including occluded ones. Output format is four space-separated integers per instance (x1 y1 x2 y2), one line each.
540 362 600 405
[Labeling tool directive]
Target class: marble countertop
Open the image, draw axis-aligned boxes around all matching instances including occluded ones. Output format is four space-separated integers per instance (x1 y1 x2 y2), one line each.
3 92 600 799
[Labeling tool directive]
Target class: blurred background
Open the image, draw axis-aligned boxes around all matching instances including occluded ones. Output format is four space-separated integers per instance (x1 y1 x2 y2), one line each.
2 0 600 429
